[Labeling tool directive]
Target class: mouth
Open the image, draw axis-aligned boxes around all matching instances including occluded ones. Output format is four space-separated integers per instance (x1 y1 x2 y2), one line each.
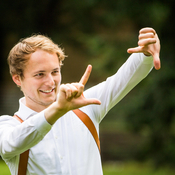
39 88 55 94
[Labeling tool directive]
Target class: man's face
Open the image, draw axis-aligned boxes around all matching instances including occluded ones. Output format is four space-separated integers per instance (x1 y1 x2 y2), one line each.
14 49 61 112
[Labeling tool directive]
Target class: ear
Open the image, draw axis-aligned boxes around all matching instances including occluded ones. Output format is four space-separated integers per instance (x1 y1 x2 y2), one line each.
12 74 22 87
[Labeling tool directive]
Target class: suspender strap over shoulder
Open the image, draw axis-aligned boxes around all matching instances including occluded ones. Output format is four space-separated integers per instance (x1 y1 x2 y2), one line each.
72 109 101 153
13 109 100 175
13 115 29 175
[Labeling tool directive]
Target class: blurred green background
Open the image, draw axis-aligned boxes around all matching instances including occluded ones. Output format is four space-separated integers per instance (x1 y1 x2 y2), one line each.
0 0 175 174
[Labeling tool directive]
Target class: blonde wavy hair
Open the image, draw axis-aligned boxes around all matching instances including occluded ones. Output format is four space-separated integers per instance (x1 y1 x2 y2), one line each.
7 35 66 79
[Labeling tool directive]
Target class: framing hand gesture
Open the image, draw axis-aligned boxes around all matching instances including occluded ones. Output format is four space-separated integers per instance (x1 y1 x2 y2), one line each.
56 65 101 112
127 27 161 70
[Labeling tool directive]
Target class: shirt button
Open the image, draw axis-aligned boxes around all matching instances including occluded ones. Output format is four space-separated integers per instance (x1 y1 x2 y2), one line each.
59 155 63 159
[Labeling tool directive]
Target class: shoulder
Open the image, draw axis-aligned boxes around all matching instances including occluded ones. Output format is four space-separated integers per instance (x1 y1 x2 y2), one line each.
0 115 12 121
0 115 19 127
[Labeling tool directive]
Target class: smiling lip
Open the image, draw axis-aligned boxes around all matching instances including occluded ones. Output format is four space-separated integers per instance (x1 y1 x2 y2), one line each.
39 88 55 94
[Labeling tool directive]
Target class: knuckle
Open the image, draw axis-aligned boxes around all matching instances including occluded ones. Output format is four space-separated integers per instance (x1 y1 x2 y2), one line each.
150 33 155 38
80 84 84 88
138 35 141 40
138 40 142 46
60 84 65 89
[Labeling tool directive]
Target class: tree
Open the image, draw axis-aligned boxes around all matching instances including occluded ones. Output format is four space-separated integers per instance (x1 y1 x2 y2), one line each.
1 0 175 167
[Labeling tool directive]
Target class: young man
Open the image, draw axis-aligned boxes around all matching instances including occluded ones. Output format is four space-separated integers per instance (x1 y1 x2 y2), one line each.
0 27 160 175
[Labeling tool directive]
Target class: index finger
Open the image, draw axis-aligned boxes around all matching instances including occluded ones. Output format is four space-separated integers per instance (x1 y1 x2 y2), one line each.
153 53 161 70
79 65 92 85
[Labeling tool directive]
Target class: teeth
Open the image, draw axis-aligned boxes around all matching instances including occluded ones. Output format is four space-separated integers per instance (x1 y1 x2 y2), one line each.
41 89 54 93
44 90 52 93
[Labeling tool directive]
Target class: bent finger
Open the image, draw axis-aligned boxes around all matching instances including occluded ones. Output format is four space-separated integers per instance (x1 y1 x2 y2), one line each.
139 27 156 35
66 83 79 99
71 83 84 97
138 38 156 46
139 32 155 40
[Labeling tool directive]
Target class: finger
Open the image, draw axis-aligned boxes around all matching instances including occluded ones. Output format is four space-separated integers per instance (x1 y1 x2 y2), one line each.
59 84 71 99
139 32 155 40
71 83 84 97
62 84 72 99
66 83 79 99
153 54 161 70
139 27 156 35
79 65 92 85
138 38 156 46
83 98 101 106
127 46 142 54
60 84 78 100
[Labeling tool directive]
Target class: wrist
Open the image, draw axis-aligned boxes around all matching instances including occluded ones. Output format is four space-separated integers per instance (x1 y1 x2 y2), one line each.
143 52 151 57
44 101 67 125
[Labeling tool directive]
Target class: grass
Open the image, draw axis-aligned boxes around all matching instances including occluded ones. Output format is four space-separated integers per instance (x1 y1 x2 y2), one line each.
0 160 10 175
1 160 175 175
103 161 175 175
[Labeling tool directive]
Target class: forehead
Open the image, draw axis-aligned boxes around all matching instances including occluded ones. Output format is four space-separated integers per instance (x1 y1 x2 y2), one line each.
25 49 60 72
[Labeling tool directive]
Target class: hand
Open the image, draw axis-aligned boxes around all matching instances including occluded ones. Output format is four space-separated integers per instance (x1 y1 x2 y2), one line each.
127 27 161 70
56 65 101 112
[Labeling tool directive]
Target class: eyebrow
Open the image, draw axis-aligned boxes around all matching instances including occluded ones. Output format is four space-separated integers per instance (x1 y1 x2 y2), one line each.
53 68 60 71
33 70 45 74
33 68 60 74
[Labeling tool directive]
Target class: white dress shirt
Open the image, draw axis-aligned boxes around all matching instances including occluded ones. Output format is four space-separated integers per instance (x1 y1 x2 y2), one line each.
0 53 153 175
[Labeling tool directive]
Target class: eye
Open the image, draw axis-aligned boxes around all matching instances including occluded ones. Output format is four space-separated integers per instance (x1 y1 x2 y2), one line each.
52 69 60 75
35 73 44 77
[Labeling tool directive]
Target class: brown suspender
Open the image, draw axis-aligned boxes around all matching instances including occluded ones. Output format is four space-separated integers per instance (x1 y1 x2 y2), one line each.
13 115 29 175
72 109 101 153
13 109 100 175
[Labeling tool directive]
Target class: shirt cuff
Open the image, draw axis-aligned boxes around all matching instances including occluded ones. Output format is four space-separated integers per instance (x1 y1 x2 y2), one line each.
141 53 154 64
31 111 52 137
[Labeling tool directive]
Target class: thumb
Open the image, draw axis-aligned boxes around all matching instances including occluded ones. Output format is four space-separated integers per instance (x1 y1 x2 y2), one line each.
83 98 101 106
127 46 141 54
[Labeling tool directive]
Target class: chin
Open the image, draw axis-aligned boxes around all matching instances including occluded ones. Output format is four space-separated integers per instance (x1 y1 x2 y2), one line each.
43 98 56 106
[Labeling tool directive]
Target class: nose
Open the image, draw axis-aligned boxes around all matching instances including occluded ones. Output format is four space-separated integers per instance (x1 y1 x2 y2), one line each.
45 74 55 86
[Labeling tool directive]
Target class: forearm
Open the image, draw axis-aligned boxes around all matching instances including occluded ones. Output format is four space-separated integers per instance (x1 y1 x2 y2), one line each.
109 53 153 106
0 112 51 159
106 53 153 107
44 101 67 125
0 103 66 159
84 53 154 122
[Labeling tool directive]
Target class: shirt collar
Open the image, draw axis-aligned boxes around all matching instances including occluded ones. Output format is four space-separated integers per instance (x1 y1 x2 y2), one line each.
14 97 38 121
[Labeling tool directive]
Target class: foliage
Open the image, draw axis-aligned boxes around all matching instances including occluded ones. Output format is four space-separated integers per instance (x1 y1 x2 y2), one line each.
0 0 175 167
124 59 175 166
